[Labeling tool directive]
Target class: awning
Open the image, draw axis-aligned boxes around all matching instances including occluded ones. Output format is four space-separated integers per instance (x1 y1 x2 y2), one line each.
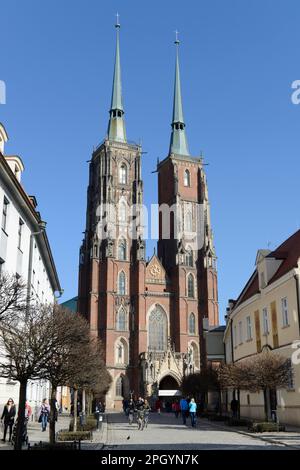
158 390 182 397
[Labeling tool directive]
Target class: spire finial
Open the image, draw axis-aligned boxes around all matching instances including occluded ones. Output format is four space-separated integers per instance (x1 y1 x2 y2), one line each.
107 16 127 143
115 12 120 28
169 32 189 156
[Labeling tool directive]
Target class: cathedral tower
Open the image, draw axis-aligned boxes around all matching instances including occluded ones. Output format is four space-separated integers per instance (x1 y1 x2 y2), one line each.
78 24 219 409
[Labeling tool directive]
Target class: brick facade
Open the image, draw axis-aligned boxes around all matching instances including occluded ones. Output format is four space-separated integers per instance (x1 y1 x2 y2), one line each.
78 138 219 409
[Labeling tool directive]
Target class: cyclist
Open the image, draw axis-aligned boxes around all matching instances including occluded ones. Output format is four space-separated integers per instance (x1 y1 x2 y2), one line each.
136 397 146 431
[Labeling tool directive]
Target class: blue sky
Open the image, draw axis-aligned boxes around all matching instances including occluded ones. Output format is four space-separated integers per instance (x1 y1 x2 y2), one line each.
1 0 300 323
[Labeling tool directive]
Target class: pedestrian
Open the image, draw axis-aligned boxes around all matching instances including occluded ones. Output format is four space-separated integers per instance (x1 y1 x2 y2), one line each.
25 400 32 421
94 401 102 430
1 398 16 442
179 397 188 425
230 397 239 419
155 398 161 414
38 398 50 432
189 398 197 427
174 400 180 418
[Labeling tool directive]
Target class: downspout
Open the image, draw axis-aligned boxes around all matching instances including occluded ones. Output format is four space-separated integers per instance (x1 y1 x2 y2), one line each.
294 274 300 336
230 318 234 363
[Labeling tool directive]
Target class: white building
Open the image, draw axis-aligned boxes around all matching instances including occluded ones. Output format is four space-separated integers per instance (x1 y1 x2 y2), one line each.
0 122 62 417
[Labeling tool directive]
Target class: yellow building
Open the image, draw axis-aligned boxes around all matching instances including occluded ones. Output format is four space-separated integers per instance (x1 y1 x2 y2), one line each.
224 230 300 425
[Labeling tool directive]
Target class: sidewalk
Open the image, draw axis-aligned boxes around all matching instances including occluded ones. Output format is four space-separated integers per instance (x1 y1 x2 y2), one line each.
0 414 107 451
0 415 70 450
201 417 300 449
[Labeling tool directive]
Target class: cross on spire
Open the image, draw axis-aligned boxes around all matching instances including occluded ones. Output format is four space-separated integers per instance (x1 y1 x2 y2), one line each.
175 30 180 44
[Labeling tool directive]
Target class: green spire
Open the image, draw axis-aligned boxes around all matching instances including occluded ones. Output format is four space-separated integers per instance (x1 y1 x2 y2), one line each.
169 33 189 156
107 15 127 143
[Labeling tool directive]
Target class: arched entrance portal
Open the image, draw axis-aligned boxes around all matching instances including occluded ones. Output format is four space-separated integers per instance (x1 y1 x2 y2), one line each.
158 375 181 412
159 375 179 390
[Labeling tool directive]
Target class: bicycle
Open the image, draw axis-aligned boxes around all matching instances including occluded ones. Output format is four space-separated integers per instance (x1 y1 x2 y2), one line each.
137 410 145 431
128 410 135 425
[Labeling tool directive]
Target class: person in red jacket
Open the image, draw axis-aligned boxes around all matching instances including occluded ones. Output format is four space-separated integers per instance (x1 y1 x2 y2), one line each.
155 399 161 414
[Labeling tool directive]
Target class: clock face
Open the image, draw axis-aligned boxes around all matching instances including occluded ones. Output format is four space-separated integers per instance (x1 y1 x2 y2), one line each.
150 264 161 277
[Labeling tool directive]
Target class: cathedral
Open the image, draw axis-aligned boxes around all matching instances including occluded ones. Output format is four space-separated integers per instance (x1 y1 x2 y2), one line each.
77 20 219 410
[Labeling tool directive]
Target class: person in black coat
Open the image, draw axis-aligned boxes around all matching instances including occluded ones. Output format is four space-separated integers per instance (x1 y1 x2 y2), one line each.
1 398 16 442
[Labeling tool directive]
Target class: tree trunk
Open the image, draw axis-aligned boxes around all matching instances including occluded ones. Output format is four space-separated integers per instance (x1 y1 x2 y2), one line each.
49 384 57 444
218 389 223 416
237 389 241 420
264 388 271 422
82 389 86 415
15 380 27 450
73 389 78 432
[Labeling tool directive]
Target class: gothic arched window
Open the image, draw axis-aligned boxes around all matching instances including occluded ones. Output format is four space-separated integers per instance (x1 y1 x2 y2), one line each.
187 274 194 298
118 239 127 260
186 247 193 267
148 305 167 352
189 313 196 335
115 339 129 365
118 271 126 295
116 376 124 397
185 211 192 232
116 307 127 331
184 169 191 187
119 164 127 185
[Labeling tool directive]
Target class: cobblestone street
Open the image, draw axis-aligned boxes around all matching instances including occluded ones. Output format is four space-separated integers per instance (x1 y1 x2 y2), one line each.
103 413 287 450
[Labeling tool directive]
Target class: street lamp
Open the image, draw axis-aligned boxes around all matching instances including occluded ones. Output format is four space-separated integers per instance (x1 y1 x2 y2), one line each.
26 220 47 311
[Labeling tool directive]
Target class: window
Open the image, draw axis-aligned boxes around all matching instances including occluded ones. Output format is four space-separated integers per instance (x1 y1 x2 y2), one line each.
186 248 193 267
115 339 128 365
116 308 127 331
2 197 9 232
262 307 269 334
281 297 289 327
246 316 252 340
118 239 127 260
32 270 35 286
238 321 243 344
118 271 126 295
234 325 237 347
0 258 4 275
187 274 194 298
119 164 127 184
189 313 196 335
18 218 24 250
148 305 167 351
185 211 192 232
184 169 190 187
116 376 124 397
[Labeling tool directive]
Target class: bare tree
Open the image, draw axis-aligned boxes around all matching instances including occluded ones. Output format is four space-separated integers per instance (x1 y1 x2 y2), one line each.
181 367 221 411
218 351 292 421
41 306 92 444
67 338 111 432
0 273 26 322
246 351 292 421
0 303 54 450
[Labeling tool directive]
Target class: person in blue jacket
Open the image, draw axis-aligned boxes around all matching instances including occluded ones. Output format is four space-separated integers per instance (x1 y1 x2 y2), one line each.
189 398 197 427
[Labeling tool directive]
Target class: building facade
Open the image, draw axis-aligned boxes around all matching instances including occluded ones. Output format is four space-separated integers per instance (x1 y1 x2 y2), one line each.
224 230 300 425
0 122 62 416
78 23 219 409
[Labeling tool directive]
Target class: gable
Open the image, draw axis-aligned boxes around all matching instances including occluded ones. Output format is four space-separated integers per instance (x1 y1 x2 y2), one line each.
145 254 167 285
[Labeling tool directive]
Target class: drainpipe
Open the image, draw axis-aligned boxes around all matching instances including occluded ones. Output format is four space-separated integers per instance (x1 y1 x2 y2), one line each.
230 318 234 363
294 274 300 336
